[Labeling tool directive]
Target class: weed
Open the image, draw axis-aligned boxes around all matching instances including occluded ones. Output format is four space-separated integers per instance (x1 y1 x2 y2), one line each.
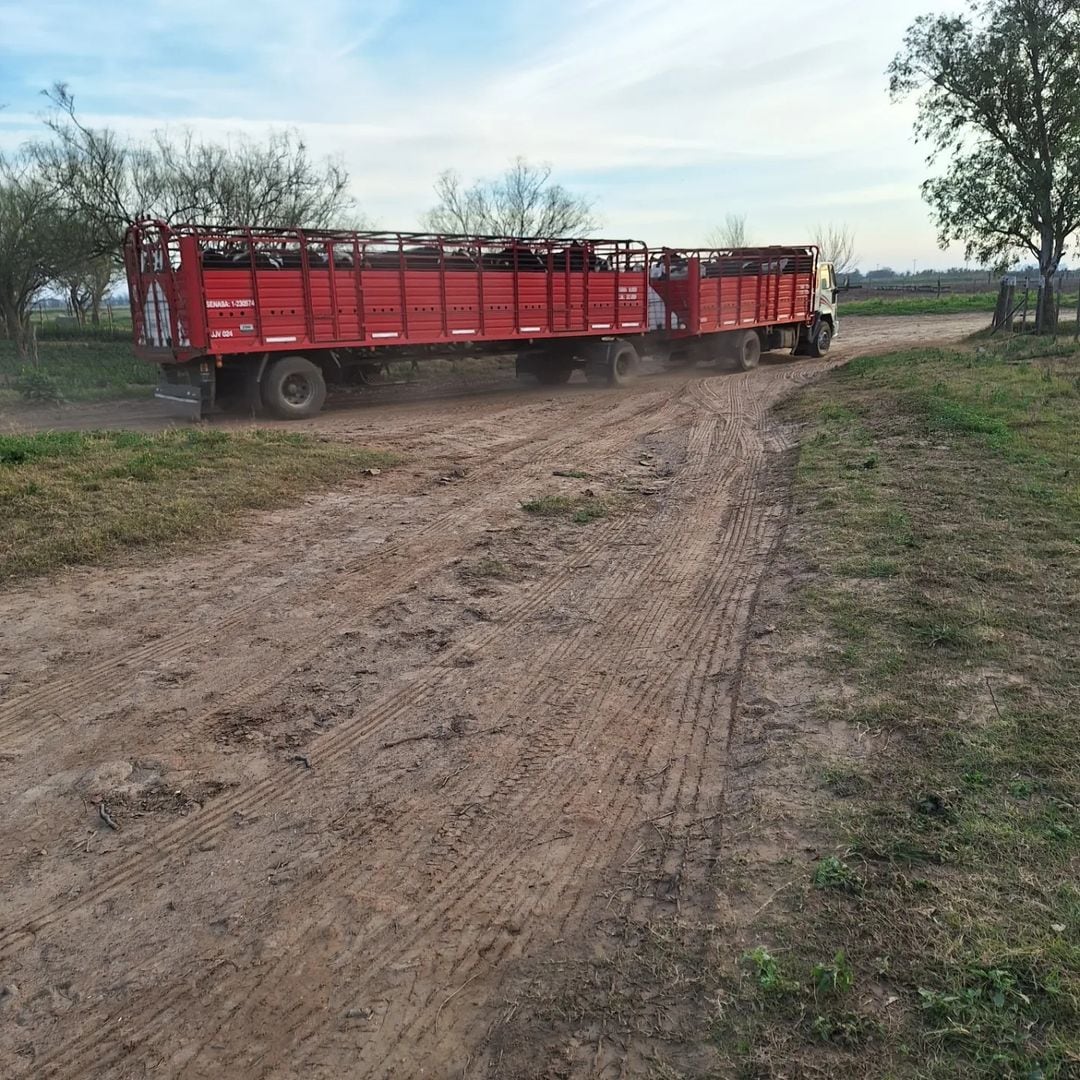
742 947 799 995
810 1011 883 1046
813 856 860 892
811 951 854 996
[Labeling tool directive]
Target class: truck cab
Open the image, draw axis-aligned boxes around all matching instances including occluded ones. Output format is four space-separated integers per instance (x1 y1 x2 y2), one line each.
814 261 839 351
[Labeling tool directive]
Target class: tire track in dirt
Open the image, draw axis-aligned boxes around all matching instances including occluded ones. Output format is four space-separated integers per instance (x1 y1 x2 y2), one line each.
3 391 686 953
194 379 778 1075
19 386 725 1071
18 390 717 1077
0 390 675 750
359 383 787 1072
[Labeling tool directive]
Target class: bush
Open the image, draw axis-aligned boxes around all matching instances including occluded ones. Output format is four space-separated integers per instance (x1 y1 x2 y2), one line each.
13 368 65 404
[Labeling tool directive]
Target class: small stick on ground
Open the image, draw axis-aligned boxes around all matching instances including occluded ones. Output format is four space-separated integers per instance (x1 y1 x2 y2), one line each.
435 972 481 1033
98 802 120 831
986 676 1004 721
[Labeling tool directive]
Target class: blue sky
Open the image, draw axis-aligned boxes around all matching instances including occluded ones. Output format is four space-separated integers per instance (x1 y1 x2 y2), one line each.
0 0 970 269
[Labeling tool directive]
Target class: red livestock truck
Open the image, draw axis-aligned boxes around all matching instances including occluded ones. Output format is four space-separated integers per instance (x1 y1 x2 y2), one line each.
123 221 839 419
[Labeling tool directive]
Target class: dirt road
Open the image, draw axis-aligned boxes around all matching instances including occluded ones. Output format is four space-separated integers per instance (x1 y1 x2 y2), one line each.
0 314 983 1078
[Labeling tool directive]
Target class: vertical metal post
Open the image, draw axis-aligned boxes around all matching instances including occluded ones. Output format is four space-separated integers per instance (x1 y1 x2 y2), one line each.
398 235 409 339
247 228 263 345
298 230 315 344
352 238 365 342
438 238 448 339
326 241 341 341
476 243 486 338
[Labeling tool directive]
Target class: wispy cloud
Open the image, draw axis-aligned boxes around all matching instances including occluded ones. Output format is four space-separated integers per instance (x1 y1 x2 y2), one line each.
0 0 971 266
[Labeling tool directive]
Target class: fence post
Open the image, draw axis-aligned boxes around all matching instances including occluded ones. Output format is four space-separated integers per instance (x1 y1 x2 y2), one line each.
992 277 1015 332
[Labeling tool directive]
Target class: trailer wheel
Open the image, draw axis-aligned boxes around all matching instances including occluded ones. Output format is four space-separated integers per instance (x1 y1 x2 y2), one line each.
586 341 638 387
809 320 832 358
262 355 327 419
734 331 761 371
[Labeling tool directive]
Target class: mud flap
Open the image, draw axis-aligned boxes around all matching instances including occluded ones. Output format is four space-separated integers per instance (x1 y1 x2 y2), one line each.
154 363 215 420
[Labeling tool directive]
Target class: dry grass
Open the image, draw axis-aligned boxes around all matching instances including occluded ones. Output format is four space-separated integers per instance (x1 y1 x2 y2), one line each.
0 428 398 581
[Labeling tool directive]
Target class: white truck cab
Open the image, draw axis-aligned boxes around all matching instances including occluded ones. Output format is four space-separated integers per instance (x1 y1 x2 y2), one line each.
814 260 839 352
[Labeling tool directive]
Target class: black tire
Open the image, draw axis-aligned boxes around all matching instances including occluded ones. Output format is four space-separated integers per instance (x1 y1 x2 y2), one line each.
262 355 327 419
809 320 832 358
586 340 638 387
735 330 762 371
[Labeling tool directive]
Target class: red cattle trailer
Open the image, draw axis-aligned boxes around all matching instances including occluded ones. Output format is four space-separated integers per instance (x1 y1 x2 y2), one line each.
123 221 833 418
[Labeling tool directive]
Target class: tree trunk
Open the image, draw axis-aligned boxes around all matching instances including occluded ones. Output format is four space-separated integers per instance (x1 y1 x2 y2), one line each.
1037 231 1058 334
0 293 32 360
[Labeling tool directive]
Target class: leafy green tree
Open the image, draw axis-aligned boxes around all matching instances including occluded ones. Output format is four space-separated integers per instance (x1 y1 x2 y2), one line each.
890 0 1080 330
0 157 64 358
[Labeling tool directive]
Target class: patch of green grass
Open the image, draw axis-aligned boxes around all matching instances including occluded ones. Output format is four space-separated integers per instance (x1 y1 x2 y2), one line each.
840 292 1080 318
0 429 398 581
730 335 1080 1077
521 492 611 524
0 338 156 404
841 292 1002 317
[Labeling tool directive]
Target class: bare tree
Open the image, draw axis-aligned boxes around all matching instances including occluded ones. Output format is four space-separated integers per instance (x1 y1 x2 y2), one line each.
707 213 749 248
811 223 859 274
54 253 120 327
32 84 357 258
0 156 64 358
423 157 596 237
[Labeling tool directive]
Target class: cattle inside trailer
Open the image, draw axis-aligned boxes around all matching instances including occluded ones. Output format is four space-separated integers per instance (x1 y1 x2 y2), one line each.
123 222 837 419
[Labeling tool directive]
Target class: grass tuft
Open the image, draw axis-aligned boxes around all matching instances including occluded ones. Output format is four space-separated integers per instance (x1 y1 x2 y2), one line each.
521 492 611 524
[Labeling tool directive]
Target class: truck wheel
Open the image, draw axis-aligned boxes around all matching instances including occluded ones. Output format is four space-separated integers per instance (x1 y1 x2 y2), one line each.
262 355 327 419
809 320 832 358
735 331 761 371
586 341 638 387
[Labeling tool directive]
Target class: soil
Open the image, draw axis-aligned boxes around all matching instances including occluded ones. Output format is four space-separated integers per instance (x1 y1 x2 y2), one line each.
0 314 984 1078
